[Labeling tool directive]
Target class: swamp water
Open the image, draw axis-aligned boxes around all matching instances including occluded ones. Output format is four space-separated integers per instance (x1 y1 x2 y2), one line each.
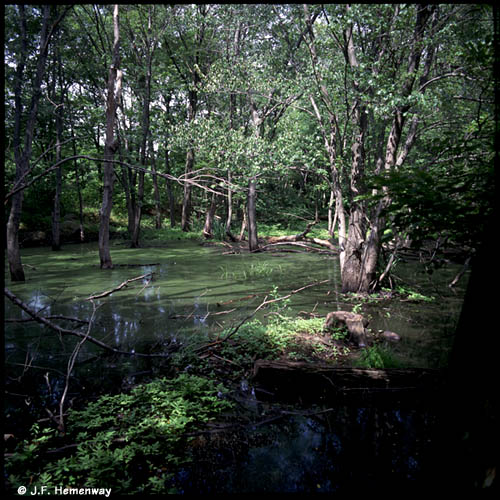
4 239 468 492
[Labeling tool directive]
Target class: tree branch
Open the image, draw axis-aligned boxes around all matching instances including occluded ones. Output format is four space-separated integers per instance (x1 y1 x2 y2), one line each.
85 273 154 300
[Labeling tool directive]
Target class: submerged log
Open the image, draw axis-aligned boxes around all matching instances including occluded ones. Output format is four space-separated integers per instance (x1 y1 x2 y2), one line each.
381 330 401 342
252 359 444 405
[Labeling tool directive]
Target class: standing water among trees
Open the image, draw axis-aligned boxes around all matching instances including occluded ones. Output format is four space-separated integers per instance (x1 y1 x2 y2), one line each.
4 4 496 493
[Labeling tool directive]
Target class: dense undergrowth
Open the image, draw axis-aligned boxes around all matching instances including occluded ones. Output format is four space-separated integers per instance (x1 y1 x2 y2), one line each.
6 375 234 494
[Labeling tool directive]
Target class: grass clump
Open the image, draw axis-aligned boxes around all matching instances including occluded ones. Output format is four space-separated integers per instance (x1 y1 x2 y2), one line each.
352 344 402 369
213 315 349 375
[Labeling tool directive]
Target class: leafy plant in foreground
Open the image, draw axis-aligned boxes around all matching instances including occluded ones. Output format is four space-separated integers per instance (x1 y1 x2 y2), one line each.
6 375 234 495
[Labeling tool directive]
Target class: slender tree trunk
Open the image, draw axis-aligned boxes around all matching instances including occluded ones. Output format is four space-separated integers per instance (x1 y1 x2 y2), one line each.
181 90 197 232
150 144 162 230
69 108 85 242
130 39 153 247
118 144 134 238
203 192 218 239
7 6 56 281
331 158 346 269
181 148 194 231
327 190 335 236
99 4 121 269
247 178 259 252
225 169 234 236
51 149 62 250
161 95 175 228
164 146 175 228
239 207 247 241
51 53 64 251
130 172 144 248
225 24 239 238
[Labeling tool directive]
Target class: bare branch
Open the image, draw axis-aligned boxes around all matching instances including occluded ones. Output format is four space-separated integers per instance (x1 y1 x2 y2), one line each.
5 154 241 204
194 280 330 354
4 287 170 358
85 273 154 300
58 299 99 432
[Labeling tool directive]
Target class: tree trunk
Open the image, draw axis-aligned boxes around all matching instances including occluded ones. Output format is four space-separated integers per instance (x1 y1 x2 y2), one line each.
203 192 218 239
327 190 336 236
164 146 175 228
69 108 84 242
341 17 369 293
51 162 62 250
150 145 162 230
130 171 144 248
247 178 259 252
238 207 247 241
130 37 153 247
99 4 121 269
181 148 194 231
181 90 197 232
51 53 64 251
225 169 233 236
119 149 135 238
7 6 55 281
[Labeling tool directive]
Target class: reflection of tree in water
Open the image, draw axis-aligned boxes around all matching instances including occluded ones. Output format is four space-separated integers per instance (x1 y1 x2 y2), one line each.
177 405 440 493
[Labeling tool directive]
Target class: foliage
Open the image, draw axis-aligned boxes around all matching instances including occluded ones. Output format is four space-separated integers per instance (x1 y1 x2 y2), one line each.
214 314 349 375
219 262 284 281
394 285 435 303
5 375 234 495
4 5 493 266
353 344 401 370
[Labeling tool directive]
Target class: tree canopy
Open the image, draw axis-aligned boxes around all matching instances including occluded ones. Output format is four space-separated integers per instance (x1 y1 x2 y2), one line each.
4 4 495 288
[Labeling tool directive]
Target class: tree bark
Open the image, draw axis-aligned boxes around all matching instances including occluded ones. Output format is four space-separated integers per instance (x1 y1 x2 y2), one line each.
345 4 433 293
181 89 197 232
181 147 194 231
7 6 62 281
225 169 235 239
164 145 176 228
69 106 85 242
51 51 64 251
130 30 153 247
203 192 218 239
247 178 259 252
150 143 162 230
341 15 369 293
238 207 247 241
99 4 121 269
130 171 144 248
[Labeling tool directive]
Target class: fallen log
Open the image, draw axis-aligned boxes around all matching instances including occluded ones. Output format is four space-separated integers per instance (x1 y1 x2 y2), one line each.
252 359 444 406
259 241 337 255
264 221 338 252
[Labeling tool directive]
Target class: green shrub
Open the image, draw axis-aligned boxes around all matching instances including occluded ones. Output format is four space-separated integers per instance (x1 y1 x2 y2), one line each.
353 344 401 369
6 375 234 495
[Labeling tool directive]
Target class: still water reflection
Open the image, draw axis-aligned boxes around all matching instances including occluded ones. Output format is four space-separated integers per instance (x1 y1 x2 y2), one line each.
4 240 466 491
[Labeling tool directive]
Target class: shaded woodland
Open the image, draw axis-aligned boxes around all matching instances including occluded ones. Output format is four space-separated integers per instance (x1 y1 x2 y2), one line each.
4 4 497 494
